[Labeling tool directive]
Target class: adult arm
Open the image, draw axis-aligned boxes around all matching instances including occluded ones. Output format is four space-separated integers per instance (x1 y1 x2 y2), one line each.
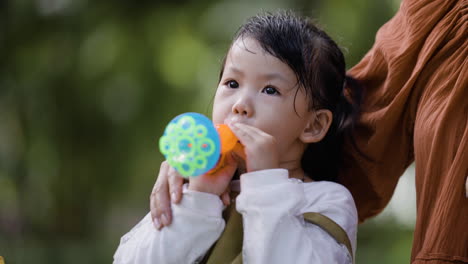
339 0 463 222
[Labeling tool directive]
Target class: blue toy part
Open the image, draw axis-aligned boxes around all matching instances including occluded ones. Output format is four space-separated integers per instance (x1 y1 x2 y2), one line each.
159 112 221 177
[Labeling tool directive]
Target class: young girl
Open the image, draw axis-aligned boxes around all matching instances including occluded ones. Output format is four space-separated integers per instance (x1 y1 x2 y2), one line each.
114 11 361 264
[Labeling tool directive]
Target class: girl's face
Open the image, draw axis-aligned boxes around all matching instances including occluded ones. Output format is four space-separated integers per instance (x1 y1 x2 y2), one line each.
213 37 313 160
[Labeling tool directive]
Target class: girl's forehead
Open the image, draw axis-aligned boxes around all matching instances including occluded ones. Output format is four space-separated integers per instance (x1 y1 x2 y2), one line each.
225 37 295 78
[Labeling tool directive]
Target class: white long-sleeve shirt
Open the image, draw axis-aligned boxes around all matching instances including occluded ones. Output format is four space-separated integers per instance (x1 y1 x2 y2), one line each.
113 169 358 264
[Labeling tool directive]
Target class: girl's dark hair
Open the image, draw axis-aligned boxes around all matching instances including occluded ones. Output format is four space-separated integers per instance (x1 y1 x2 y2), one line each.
220 11 363 182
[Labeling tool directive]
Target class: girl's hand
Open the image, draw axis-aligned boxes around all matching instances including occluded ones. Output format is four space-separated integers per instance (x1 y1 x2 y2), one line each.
229 123 279 172
150 161 233 230
188 152 238 196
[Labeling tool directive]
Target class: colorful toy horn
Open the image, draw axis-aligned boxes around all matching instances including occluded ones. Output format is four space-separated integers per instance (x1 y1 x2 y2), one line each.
159 112 243 178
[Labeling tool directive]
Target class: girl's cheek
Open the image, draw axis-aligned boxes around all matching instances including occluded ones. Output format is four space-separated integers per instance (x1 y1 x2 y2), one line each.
212 102 227 123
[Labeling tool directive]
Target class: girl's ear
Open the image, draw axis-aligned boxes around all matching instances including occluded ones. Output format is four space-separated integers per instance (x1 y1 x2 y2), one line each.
300 109 333 143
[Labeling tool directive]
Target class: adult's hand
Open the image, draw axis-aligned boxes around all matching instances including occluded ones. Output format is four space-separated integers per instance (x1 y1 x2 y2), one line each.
150 161 235 230
150 161 184 230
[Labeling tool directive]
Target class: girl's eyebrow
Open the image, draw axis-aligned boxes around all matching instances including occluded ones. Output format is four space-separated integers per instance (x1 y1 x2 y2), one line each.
226 66 290 85
261 72 290 84
225 66 244 76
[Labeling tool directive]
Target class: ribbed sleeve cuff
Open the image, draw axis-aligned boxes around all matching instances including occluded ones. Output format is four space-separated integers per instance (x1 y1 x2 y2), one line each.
181 184 224 218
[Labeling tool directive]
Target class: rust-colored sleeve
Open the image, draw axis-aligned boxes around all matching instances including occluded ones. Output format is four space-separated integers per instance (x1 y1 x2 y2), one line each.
338 0 465 222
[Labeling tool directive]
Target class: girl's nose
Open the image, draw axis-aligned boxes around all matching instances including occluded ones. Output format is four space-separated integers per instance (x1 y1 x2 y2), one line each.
232 97 253 117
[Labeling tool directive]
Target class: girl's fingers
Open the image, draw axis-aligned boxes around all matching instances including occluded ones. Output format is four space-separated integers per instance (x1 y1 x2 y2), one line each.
235 122 267 136
168 167 184 204
229 123 256 144
231 123 272 146
229 123 279 172
150 162 171 230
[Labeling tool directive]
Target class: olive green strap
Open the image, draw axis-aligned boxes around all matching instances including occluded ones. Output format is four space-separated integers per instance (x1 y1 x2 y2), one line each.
201 200 353 264
303 212 354 262
231 253 242 264
201 194 243 264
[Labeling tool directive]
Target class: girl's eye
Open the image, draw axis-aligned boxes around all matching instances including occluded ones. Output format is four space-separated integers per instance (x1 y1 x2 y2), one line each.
226 80 239 88
262 86 280 95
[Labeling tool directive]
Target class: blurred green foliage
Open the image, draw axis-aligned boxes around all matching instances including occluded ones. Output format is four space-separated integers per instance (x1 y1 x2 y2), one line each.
0 0 414 263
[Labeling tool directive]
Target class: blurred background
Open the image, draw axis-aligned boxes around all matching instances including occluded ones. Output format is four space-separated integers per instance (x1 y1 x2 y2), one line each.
0 0 416 263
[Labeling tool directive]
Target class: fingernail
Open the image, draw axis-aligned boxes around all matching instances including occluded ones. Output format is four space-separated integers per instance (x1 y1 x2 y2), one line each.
161 213 169 226
171 192 177 203
153 218 162 229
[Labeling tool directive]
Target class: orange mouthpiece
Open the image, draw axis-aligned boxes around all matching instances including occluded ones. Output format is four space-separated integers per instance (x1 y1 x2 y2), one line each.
207 124 245 175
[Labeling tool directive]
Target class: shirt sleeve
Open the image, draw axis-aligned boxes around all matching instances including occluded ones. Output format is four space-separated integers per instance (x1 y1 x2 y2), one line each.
236 169 357 264
113 185 225 264
339 0 461 222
